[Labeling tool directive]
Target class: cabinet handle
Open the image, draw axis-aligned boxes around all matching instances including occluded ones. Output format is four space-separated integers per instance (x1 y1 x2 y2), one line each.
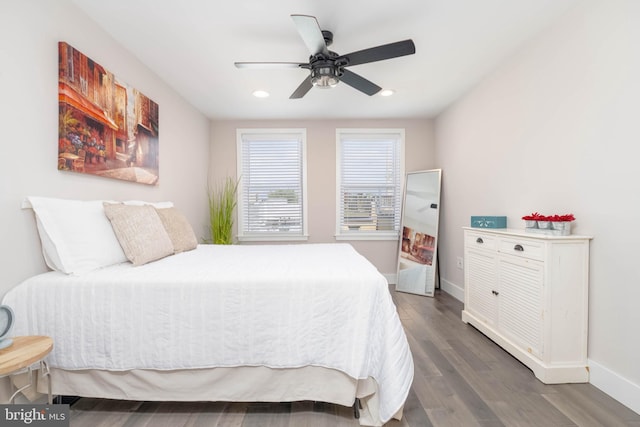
514 244 524 252
491 290 499 296
476 238 484 244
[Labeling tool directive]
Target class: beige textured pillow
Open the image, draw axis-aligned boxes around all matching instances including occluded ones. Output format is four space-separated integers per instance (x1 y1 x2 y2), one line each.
155 207 198 253
103 203 174 266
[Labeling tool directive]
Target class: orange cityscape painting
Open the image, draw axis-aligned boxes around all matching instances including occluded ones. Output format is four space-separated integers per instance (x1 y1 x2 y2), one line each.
58 42 159 185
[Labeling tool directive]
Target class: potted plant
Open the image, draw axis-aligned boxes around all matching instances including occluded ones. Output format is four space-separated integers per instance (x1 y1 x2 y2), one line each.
536 215 552 229
521 212 545 229
207 177 238 245
522 212 575 234
549 214 575 234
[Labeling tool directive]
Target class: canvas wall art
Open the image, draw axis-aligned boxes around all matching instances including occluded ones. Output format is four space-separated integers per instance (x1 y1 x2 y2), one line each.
58 42 159 185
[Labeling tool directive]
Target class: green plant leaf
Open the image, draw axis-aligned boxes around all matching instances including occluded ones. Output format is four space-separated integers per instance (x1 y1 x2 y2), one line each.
208 177 238 245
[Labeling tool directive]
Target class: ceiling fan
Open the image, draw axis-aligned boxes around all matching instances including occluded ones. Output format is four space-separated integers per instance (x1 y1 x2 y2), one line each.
234 14 416 99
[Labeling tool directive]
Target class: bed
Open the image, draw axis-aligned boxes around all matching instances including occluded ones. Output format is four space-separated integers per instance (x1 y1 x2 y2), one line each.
3 198 414 426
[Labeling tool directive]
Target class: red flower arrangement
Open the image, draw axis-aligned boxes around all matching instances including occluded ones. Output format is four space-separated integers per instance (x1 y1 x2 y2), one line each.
548 214 575 222
521 212 545 221
521 213 575 222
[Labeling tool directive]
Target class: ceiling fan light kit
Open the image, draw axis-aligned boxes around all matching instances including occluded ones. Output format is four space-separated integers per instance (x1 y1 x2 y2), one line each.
311 66 339 88
234 14 415 99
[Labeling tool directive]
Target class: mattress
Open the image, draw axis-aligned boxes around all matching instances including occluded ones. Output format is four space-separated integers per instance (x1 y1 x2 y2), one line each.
3 243 413 425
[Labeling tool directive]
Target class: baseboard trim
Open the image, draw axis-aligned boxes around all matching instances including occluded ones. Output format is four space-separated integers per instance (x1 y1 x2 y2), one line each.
387 275 465 300
440 278 464 302
588 358 640 415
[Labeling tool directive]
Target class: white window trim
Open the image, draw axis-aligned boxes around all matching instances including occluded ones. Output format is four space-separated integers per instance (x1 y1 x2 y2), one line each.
236 128 308 242
335 128 405 241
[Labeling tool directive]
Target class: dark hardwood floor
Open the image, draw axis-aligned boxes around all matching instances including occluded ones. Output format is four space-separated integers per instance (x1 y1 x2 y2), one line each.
68 288 640 426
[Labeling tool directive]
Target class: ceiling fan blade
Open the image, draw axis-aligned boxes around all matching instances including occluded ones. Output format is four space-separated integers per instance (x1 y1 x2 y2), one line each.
234 62 305 69
339 69 381 96
291 14 328 55
290 75 313 99
338 39 415 67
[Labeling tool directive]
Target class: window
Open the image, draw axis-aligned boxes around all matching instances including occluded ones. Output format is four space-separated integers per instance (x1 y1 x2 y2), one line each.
336 129 404 240
237 129 307 241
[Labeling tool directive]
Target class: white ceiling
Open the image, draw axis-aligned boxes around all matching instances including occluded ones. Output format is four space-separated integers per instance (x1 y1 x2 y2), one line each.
71 0 578 120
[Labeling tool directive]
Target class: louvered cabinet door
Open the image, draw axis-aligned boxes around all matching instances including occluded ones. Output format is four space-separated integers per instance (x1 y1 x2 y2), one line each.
497 255 544 358
465 248 499 327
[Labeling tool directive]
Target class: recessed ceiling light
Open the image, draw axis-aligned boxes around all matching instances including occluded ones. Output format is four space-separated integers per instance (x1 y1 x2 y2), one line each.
380 89 395 97
252 90 270 98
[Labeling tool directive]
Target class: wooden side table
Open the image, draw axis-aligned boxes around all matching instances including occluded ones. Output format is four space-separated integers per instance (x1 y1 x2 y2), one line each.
0 336 53 403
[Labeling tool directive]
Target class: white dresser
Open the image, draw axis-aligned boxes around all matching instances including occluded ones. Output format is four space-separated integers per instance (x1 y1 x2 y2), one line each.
461 227 591 383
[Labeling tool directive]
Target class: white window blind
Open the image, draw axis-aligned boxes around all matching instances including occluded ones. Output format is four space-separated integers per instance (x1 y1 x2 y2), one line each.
237 129 307 241
336 130 404 239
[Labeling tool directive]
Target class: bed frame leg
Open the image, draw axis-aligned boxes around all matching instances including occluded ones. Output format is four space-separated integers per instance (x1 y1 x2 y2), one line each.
353 398 362 419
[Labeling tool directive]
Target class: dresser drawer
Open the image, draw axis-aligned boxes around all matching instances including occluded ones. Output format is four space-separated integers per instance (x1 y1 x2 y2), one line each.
465 232 498 251
498 237 544 261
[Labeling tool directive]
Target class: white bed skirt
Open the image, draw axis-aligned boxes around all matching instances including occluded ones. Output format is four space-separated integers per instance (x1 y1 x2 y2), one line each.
38 366 402 427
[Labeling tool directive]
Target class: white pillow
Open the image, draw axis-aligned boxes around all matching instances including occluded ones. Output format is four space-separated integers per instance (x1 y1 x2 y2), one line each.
25 197 128 275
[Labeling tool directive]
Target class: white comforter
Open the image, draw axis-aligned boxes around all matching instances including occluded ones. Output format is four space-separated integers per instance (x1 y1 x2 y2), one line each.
3 244 413 423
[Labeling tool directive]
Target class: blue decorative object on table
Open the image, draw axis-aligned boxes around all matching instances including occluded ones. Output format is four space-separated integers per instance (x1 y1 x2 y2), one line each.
471 216 507 229
0 305 15 349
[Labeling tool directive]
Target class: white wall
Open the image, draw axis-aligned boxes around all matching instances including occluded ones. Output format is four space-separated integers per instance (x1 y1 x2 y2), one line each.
436 0 640 413
210 119 435 276
0 0 211 296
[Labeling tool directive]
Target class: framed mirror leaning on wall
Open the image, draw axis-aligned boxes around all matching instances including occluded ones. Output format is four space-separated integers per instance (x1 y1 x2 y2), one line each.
396 169 442 297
